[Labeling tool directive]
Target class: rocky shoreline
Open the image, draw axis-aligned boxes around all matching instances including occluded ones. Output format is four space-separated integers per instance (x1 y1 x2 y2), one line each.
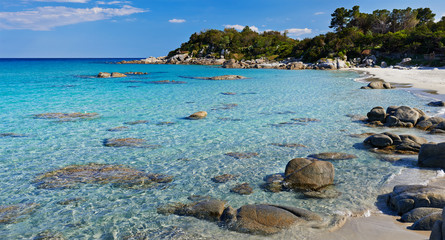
115 53 414 70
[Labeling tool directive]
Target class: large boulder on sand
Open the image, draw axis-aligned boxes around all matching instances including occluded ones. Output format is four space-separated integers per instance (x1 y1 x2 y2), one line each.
386 185 445 215
232 204 322 235
284 158 334 190
418 142 445 169
401 207 443 222
411 212 442 230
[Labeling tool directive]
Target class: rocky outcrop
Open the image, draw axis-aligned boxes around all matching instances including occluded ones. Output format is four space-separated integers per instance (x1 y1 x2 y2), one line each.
124 72 148 75
411 212 442 230
158 200 323 235
365 106 433 128
284 158 335 191
187 111 207 120
97 72 111 78
418 142 445 169
386 185 445 215
363 132 427 155
401 207 443 223
33 163 172 189
307 152 357 160
111 72 127 78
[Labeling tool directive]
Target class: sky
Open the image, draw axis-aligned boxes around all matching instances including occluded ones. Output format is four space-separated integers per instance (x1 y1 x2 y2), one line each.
0 0 444 58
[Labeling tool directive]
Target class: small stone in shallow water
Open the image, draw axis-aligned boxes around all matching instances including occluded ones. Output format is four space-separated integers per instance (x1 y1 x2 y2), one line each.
348 132 375 138
230 183 253 195
0 203 39 224
428 101 445 107
225 152 259 159
307 152 357 160
211 174 238 183
33 163 172 189
269 143 307 148
103 138 160 148
303 187 342 199
221 92 236 95
106 126 129 132
124 120 149 125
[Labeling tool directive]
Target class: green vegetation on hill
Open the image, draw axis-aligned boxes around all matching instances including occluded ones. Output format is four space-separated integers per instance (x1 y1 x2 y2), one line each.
169 6 445 65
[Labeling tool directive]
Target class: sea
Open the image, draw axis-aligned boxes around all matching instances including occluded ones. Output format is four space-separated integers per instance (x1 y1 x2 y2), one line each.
0 58 444 239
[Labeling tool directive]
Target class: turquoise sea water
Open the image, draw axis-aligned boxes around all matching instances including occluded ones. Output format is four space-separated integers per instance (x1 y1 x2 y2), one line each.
0 59 444 239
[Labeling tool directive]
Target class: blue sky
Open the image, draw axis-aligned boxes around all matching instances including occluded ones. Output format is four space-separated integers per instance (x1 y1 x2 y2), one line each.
0 0 444 58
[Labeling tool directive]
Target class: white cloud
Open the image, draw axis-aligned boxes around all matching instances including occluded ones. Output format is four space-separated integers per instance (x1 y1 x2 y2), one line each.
314 12 325 15
169 18 186 23
223 24 259 32
0 5 146 30
96 1 131 5
33 0 90 2
282 28 312 37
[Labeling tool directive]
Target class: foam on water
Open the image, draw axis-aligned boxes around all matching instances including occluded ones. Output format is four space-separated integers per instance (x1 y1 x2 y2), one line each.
1 59 445 239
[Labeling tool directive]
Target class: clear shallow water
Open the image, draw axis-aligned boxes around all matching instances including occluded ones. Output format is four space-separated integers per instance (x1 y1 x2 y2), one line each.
0 59 444 239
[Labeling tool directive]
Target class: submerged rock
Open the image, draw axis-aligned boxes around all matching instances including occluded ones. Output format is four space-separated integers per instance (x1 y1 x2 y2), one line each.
106 126 129 132
157 199 226 222
303 186 342 199
187 111 207 120
34 112 99 121
284 158 334 191
194 75 246 80
124 120 149 125
33 230 66 240
291 118 320 122
0 203 39 224
268 143 307 148
0 133 27 137
230 183 253 195
307 152 357 160
262 174 285 193
103 138 159 148
150 80 187 84
211 174 238 183
124 72 148 75
33 163 172 189
221 92 236 95
225 152 259 159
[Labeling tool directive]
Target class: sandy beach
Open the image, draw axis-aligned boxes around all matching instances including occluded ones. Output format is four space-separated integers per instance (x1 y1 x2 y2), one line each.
350 67 445 96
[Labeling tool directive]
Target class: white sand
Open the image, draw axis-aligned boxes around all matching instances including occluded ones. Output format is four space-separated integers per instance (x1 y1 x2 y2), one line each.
318 214 429 240
349 67 445 95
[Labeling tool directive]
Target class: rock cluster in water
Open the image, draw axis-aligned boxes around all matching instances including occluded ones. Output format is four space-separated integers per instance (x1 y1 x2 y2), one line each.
97 72 127 78
158 198 323 235
33 163 172 189
364 132 427 155
191 75 247 80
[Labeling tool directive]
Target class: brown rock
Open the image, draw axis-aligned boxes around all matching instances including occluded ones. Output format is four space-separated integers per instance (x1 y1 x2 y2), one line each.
284 158 334 191
230 183 253 195
187 111 207 120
